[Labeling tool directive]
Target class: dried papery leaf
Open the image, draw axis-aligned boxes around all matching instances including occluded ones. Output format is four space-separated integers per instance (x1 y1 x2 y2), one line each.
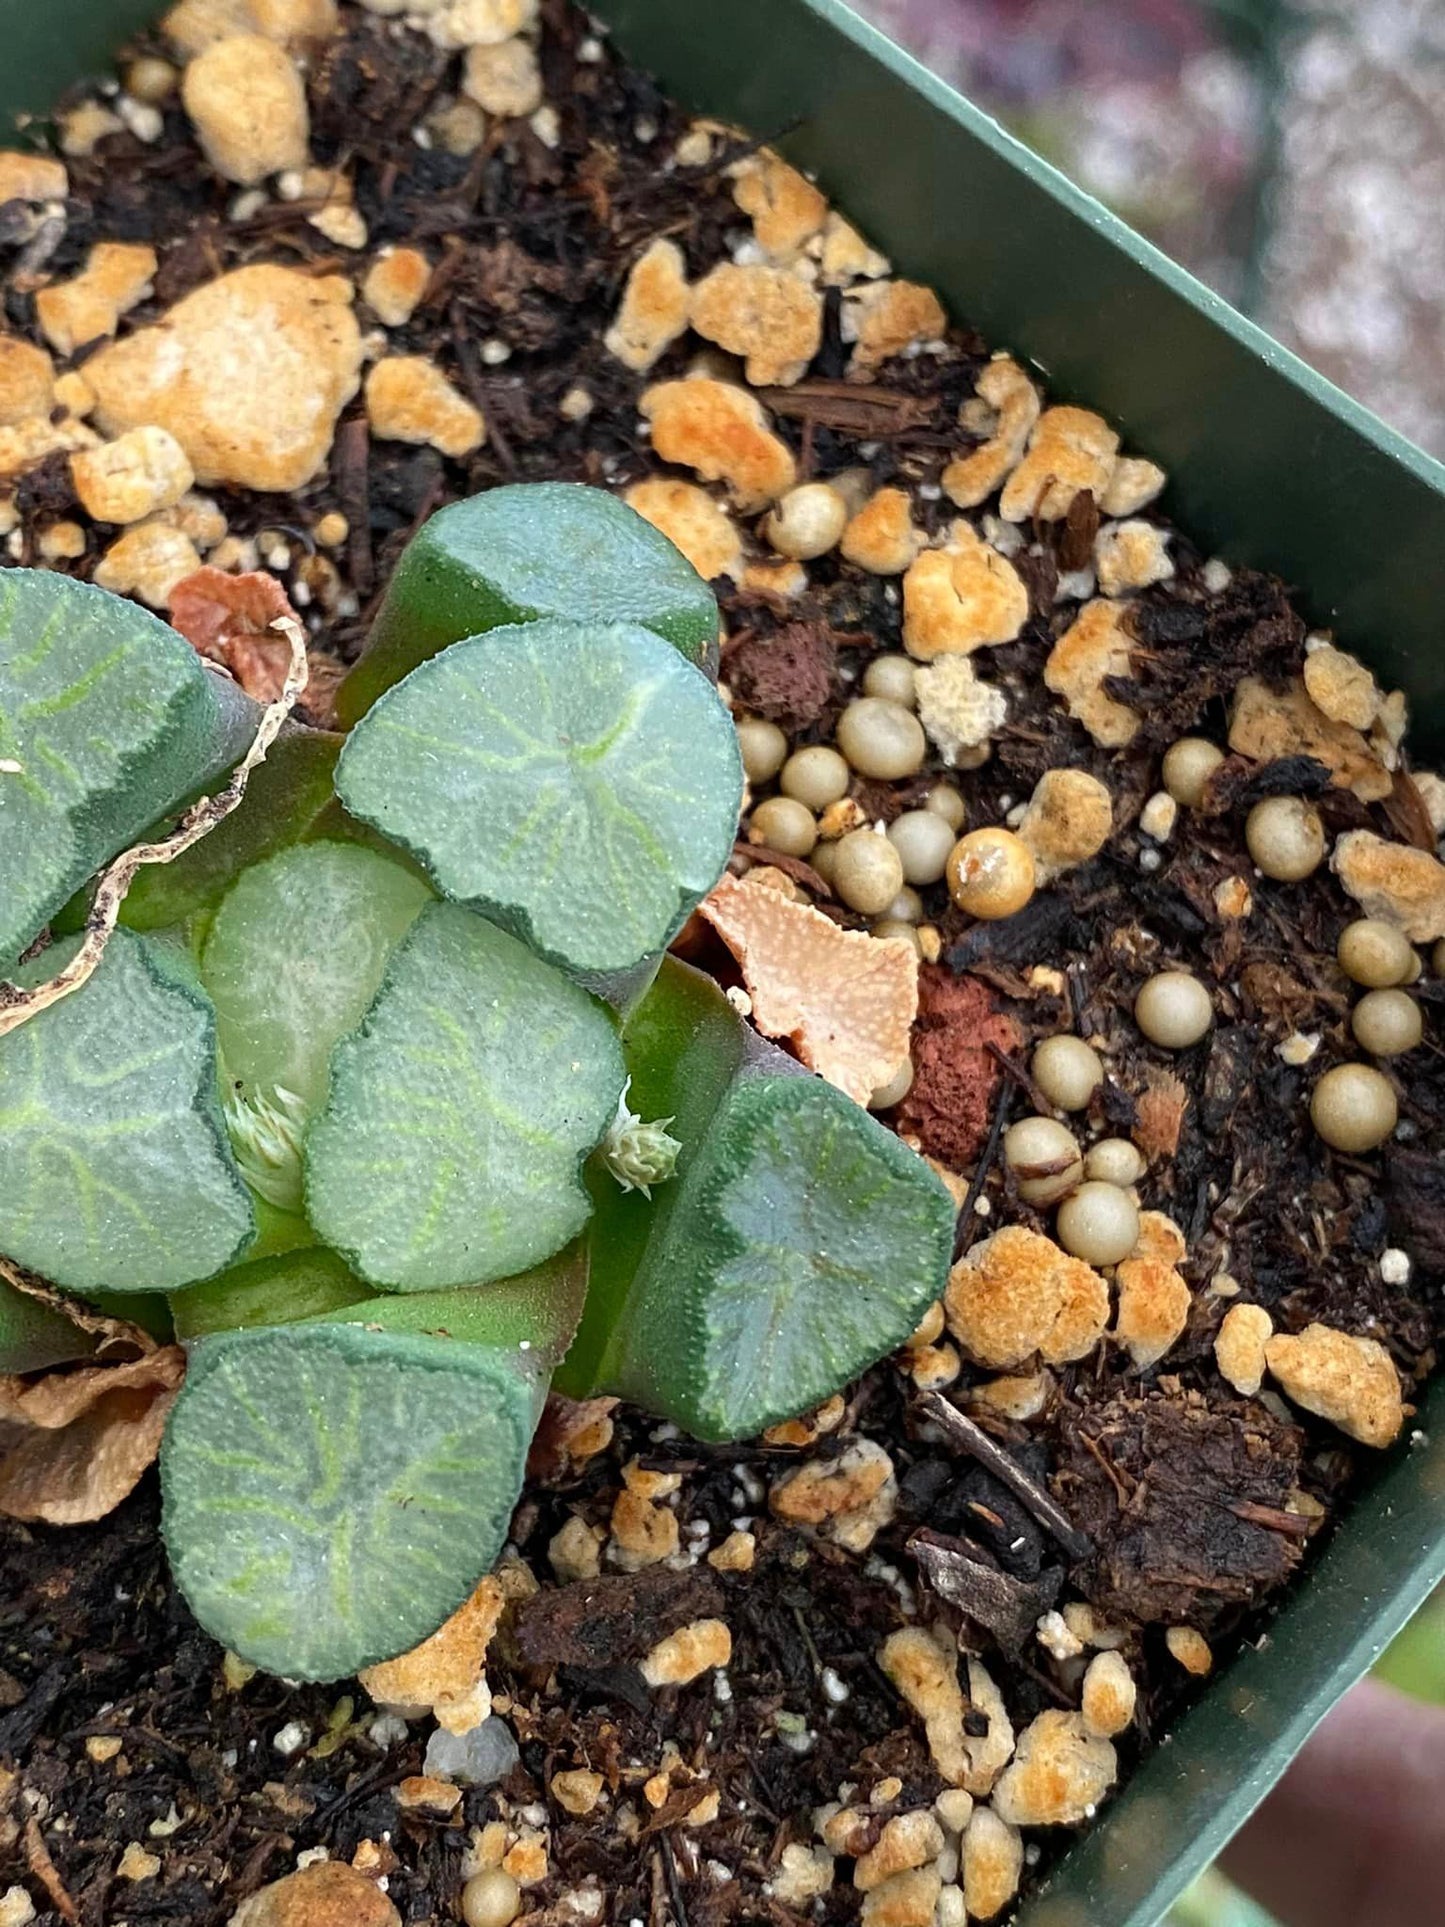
1134 1066 1187 1161
698 871 917 1104
0 1345 184 1524
0 1255 155 1360
0 618 306 1040
170 568 301 702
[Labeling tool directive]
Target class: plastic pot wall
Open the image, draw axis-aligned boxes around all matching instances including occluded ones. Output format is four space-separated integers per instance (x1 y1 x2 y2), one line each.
3 2 1444 1922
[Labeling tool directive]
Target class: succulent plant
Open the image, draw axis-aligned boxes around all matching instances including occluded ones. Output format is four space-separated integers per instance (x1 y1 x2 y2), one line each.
0 483 954 1682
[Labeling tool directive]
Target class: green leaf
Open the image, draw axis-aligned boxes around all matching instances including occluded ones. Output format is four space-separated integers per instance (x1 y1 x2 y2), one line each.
309 1239 591 1376
118 727 343 936
174 1240 589 1373
171 1245 375 1341
0 570 258 966
0 1276 97 1373
161 1321 535 1679
336 481 720 726
0 929 254 1295
335 619 743 984
562 958 955 1441
305 903 625 1291
201 841 433 1115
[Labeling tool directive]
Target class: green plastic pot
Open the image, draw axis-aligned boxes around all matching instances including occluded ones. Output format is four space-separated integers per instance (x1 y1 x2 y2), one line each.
3 2 1444 1921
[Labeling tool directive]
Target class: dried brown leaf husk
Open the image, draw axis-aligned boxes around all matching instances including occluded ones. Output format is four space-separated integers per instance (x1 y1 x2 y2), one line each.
170 568 302 703
0 1345 185 1525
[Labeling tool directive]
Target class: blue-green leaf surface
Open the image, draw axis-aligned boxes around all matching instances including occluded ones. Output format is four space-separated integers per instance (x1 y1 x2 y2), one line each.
0 1276 97 1373
335 619 743 980
336 480 720 725
305 903 624 1290
617 1074 954 1440
161 1322 534 1679
0 570 257 965
201 841 433 1113
618 1074 956 1440
0 930 254 1294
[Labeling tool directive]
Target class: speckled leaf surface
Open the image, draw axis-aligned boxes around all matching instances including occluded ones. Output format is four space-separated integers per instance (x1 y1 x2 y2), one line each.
336 481 720 724
201 841 432 1113
336 619 742 980
0 570 257 965
0 930 254 1295
305 903 624 1291
616 1074 956 1439
161 1322 534 1680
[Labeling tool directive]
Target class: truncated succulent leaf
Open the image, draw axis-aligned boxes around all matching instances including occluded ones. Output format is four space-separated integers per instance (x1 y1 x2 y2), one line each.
305 903 625 1290
336 619 742 984
161 1322 535 1679
0 1274 99 1373
201 840 433 1114
117 727 343 935
0 569 258 966
0 930 254 1294
170 1244 374 1341
336 481 720 725
562 958 955 1439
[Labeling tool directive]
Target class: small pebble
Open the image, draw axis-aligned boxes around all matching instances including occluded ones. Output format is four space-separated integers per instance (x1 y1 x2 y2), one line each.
1310 1063 1398 1153
1083 1138 1145 1187
834 828 905 916
1350 988 1422 1057
1245 795 1326 881
836 696 927 779
736 715 788 783
862 652 919 707
749 795 817 858
780 745 850 812
424 1716 519 1788
1338 917 1419 988
1055 1182 1140 1267
1031 1035 1104 1112
1004 1116 1083 1207
868 1056 915 1110
924 781 967 830
1135 970 1213 1050
946 828 1035 920
461 1869 522 1927
887 809 956 885
765 481 848 560
1161 736 1224 808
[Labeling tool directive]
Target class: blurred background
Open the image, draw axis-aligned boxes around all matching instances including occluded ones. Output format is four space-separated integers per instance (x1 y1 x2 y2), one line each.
845 2 1445 1918
851 0 1445 460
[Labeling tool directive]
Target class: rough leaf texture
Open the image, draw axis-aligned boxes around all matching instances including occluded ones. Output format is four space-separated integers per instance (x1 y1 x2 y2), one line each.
161 1323 533 1680
0 930 254 1294
305 904 624 1290
336 619 742 980
0 569 255 965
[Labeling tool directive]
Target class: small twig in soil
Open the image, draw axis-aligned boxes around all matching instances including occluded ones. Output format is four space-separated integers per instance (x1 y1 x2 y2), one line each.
658 1832 691 1927
25 1815 79 1924
0 619 307 1038
985 1039 1053 1117
919 1392 1092 1563
1229 1500 1314 1538
730 841 833 897
952 1072 1012 1262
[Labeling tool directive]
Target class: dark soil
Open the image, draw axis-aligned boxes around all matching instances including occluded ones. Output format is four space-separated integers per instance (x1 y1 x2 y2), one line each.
0 0 1442 1922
